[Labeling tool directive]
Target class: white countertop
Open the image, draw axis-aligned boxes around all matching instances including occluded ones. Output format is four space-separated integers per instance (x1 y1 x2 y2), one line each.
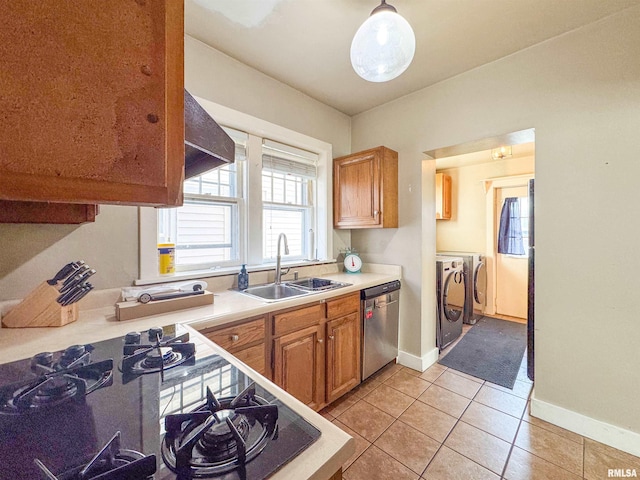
0 269 400 363
0 265 401 480
184 323 355 480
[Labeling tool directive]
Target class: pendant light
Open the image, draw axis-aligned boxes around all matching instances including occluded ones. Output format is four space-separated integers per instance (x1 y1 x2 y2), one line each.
350 0 416 83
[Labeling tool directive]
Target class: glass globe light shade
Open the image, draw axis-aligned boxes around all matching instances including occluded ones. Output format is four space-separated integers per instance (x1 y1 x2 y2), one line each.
350 9 416 82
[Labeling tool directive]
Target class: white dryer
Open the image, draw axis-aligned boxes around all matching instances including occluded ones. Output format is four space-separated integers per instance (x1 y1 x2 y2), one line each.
438 251 487 324
436 256 465 351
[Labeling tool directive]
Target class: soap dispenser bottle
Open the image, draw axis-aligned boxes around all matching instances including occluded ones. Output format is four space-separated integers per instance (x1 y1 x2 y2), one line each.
238 264 249 290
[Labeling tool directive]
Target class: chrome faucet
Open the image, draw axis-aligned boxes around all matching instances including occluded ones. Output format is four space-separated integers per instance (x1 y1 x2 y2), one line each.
275 233 290 284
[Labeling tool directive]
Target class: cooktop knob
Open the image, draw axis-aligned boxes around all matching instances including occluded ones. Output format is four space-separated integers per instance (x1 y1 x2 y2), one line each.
148 327 164 343
62 344 86 360
30 351 53 369
124 332 141 345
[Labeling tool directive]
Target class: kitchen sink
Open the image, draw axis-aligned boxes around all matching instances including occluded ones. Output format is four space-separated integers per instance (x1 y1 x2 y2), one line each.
285 277 351 292
240 283 311 302
239 277 351 302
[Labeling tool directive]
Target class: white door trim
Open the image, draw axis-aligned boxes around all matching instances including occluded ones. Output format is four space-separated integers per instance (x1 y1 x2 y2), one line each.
484 174 534 315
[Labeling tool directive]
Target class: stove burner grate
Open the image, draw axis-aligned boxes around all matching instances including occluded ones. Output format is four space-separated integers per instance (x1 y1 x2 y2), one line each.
0 354 113 415
161 383 278 479
120 329 196 378
34 431 156 480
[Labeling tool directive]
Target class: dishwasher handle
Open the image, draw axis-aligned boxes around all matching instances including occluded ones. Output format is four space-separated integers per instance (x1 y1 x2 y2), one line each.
374 298 399 309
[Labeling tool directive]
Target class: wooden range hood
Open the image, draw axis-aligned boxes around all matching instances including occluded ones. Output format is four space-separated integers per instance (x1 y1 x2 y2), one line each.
184 90 235 179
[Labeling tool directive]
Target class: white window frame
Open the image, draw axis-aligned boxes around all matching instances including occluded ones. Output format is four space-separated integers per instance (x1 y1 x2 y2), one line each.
138 97 333 284
158 129 247 271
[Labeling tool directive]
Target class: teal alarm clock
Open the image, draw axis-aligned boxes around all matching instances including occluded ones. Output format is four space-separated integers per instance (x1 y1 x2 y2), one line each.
344 252 362 273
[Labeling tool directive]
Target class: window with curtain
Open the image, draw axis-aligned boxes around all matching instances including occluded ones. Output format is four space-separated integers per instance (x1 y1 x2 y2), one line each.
498 196 529 256
158 127 246 271
262 139 317 261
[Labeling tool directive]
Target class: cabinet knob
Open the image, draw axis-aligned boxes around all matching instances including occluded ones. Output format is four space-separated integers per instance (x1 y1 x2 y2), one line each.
318 338 323 343
329 335 334 340
374 210 379 216
230 334 239 342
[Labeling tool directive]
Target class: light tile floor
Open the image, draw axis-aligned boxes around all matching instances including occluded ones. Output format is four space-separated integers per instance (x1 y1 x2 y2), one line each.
321 323 640 480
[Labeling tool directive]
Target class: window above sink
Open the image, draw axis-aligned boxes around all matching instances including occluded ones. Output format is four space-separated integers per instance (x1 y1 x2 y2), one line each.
138 100 334 284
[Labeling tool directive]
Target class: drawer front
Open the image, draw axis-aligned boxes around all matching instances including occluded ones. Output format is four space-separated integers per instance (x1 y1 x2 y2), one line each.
234 344 266 375
273 304 324 337
326 292 360 320
204 317 265 351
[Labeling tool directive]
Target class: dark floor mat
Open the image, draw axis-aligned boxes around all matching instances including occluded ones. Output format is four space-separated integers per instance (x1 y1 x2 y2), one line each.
438 316 526 389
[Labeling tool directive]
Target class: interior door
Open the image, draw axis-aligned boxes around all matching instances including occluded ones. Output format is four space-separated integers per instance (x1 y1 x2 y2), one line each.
495 185 529 319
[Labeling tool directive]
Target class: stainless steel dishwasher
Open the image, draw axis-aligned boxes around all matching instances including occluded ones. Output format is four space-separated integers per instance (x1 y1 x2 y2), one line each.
361 280 401 380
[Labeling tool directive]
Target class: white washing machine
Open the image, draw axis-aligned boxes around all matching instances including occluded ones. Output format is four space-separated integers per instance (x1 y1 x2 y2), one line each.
436 255 465 351
438 251 487 324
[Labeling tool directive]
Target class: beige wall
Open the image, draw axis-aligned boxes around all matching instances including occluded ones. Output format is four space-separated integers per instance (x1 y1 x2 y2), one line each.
436 151 535 319
0 36 352 301
351 5 640 438
435 148 534 253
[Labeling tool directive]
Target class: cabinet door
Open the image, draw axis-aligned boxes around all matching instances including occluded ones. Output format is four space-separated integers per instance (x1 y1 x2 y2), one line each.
333 146 398 229
203 317 265 352
0 1 184 208
436 173 452 220
326 312 361 403
234 344 266 376
273 325 325 411
333 150 380 228
202 316 267 377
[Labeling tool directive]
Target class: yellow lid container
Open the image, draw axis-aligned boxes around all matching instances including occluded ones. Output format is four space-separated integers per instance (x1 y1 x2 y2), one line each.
158 243 175 275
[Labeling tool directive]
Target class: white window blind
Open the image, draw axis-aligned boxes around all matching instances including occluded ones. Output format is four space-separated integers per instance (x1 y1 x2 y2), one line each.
262 139 318 261
142 100 334 281
158 127 247 270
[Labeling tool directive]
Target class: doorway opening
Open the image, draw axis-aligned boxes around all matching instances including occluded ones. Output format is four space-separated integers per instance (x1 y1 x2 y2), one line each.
427 128 535 384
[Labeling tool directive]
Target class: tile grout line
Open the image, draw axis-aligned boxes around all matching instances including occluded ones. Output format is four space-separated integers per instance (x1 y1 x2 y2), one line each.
418 380 494 478
361 372 440 477
339 364 412 477
343 364 466 478
340 359 542 479
500 374 535 478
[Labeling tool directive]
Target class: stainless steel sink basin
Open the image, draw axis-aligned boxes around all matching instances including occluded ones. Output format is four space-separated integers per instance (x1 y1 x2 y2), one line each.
239 277 351 302
285 277 351 292
240 283 311 302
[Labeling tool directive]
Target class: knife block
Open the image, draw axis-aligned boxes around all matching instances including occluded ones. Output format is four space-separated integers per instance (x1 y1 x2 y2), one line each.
1 282 79 328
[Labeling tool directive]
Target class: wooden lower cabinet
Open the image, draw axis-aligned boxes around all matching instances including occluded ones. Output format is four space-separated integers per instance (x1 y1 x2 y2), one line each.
200 315 268 376
233 344 266 376
201 292 362 411
272 292 361 411
273 324 325 411
326 311 361 403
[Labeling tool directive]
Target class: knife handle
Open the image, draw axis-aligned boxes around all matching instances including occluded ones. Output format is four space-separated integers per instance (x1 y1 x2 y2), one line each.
60 269 95 295
47 261 84 285
61 265 90 289
62 283 94 306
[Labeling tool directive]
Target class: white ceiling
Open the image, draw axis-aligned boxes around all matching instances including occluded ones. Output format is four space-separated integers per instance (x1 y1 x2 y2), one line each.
186 0 640 116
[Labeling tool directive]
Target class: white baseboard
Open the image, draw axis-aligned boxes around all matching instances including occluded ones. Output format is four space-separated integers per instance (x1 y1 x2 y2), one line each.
531 394 640 458
397 347 439 372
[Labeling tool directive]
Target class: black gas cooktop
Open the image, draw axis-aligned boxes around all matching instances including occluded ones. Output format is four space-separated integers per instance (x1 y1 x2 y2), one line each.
0 324 320 480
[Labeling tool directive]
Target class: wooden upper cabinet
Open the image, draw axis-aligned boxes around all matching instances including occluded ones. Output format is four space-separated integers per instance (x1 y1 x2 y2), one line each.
0 1 185 208
435 173 452 220
333 146 398 229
